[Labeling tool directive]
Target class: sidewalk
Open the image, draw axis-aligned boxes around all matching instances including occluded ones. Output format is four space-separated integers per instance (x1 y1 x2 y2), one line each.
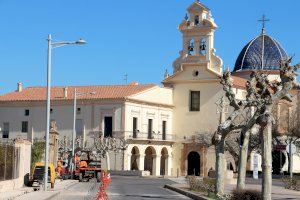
0 187 33 200
168 177 300 200
0 180 77 200
225 180 300 200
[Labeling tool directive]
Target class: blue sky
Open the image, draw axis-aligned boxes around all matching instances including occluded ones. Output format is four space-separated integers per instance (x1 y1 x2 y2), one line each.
0 0 299 94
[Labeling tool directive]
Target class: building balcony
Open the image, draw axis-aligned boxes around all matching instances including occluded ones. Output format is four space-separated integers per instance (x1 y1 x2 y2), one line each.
125 131 175 142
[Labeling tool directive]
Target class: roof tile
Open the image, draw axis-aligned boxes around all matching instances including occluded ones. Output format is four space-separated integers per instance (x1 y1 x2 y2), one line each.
0 84 156 102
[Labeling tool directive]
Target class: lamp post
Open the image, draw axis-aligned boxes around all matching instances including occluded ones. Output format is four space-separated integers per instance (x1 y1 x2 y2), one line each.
44 34 86 191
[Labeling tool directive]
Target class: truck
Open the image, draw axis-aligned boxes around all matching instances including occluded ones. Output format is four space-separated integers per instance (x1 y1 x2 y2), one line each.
75 150 101 182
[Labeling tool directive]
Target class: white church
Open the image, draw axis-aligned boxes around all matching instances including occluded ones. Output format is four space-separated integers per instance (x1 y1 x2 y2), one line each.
0 1 299 177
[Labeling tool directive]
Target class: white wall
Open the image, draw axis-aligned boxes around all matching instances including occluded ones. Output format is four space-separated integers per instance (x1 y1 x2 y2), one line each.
124 102 173 139
0 101 124 143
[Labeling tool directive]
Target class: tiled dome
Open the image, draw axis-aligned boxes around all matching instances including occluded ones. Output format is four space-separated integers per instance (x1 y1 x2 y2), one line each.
234 34 288 72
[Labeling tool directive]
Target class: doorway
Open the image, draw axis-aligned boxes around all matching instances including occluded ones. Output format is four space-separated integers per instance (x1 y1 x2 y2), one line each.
144 147 156 175
104 117 112 137
187 151 200 176
272 150 286 174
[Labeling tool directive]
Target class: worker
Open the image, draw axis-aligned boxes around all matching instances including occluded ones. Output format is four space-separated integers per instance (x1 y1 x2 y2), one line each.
79 160 87 168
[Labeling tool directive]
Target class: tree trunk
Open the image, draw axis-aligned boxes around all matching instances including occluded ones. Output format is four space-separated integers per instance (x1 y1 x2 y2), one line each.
237 130 251 189
262 120 272 200
289 140 293 179
215 138 226 196
106 151 111 170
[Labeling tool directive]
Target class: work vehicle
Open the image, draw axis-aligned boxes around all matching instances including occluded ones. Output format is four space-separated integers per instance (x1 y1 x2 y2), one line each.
56 159 72 180
75 150 101 182
30 162 56 190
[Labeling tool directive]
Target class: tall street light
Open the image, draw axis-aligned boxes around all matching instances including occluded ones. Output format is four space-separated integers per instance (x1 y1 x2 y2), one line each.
72 89 96 170
44 34 86 191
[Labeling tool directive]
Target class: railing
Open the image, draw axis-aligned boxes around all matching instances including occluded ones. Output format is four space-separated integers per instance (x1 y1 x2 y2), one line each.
125 131 174 141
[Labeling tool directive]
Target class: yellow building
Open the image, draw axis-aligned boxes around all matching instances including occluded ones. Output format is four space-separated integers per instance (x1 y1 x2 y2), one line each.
163 1 300 177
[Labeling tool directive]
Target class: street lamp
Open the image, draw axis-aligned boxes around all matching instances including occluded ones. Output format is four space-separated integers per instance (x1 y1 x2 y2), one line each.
44 34 86 191
71 89 96 171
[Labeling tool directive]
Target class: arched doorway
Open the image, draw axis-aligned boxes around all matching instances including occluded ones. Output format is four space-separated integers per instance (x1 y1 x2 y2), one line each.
160 148 168 176
131 146 139 170
144 146 156 175
272 150 286 174
188 151 200 176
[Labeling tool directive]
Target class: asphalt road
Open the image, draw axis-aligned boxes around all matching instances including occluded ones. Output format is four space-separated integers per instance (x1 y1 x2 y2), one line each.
53 176 190 200
107 176 190 200
53 179 99 200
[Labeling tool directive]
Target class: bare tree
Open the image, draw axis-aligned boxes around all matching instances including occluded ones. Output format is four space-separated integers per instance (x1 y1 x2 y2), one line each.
213 58 299 199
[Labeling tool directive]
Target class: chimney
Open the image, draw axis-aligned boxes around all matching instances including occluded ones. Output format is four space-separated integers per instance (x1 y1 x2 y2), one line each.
128 82 139 86
17 82 23 92
63 87 68 98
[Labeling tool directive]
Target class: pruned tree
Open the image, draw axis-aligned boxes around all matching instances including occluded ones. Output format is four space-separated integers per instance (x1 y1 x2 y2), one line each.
213 58 299 199
273 110 300 177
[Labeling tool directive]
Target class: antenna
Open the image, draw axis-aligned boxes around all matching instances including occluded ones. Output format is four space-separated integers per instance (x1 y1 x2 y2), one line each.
124 74 128 84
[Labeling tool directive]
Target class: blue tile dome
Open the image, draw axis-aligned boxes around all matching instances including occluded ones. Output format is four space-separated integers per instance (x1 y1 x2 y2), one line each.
233 34 288 72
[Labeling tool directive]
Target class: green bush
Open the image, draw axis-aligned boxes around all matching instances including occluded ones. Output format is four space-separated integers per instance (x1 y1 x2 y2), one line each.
31 141 45 170
231 189 261 200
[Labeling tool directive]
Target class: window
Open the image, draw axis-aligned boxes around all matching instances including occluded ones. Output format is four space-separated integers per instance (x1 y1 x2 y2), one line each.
195 15 200 25
162 121 167 140
190 91 200 111
148 119 153 139
25 109 30 116
104 117 113 137
77 108 81 115
3 122 9 138
22 121 28 133
133 117 138 138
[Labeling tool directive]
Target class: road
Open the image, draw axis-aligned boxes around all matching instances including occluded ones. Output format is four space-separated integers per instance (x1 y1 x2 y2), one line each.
53 176 190 200
107 176 190 200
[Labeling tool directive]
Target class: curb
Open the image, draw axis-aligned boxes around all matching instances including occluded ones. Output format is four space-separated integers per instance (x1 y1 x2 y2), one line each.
44 180 78 200
0 188 33 200
164 184 210 200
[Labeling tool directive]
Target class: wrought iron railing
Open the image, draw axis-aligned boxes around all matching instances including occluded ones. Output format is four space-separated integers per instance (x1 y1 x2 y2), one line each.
125 131 174 141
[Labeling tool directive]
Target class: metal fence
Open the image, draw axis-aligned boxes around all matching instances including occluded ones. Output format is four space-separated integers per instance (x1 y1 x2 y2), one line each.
0 139 20 181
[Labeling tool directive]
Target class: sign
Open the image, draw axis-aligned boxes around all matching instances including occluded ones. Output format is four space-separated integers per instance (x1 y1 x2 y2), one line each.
286 144 297 154
253 153 259 179
274 144 286 151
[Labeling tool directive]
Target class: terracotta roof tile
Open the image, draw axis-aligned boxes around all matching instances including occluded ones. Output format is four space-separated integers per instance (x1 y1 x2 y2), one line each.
231 76 247 89
0 84 156 102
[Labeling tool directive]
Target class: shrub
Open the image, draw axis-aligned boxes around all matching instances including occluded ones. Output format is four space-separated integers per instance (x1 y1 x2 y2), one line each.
231 189 261 200
186 176 216 195
31 141 45 170
282 176 300 191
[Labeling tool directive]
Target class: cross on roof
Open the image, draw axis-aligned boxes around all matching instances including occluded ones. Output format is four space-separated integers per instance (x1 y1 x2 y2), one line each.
258 14 270 34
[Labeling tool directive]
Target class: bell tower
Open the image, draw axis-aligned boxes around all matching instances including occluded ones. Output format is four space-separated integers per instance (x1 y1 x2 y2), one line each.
172 1 223 75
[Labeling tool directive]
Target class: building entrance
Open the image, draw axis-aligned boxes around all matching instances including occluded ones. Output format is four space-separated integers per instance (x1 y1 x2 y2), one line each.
187 151 200 176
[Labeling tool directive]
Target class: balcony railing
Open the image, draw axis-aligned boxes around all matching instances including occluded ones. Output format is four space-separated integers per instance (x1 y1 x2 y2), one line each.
125 131 174 141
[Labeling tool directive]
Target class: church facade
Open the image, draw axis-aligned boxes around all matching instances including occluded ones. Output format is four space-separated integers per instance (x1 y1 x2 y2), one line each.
0 1 299 176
